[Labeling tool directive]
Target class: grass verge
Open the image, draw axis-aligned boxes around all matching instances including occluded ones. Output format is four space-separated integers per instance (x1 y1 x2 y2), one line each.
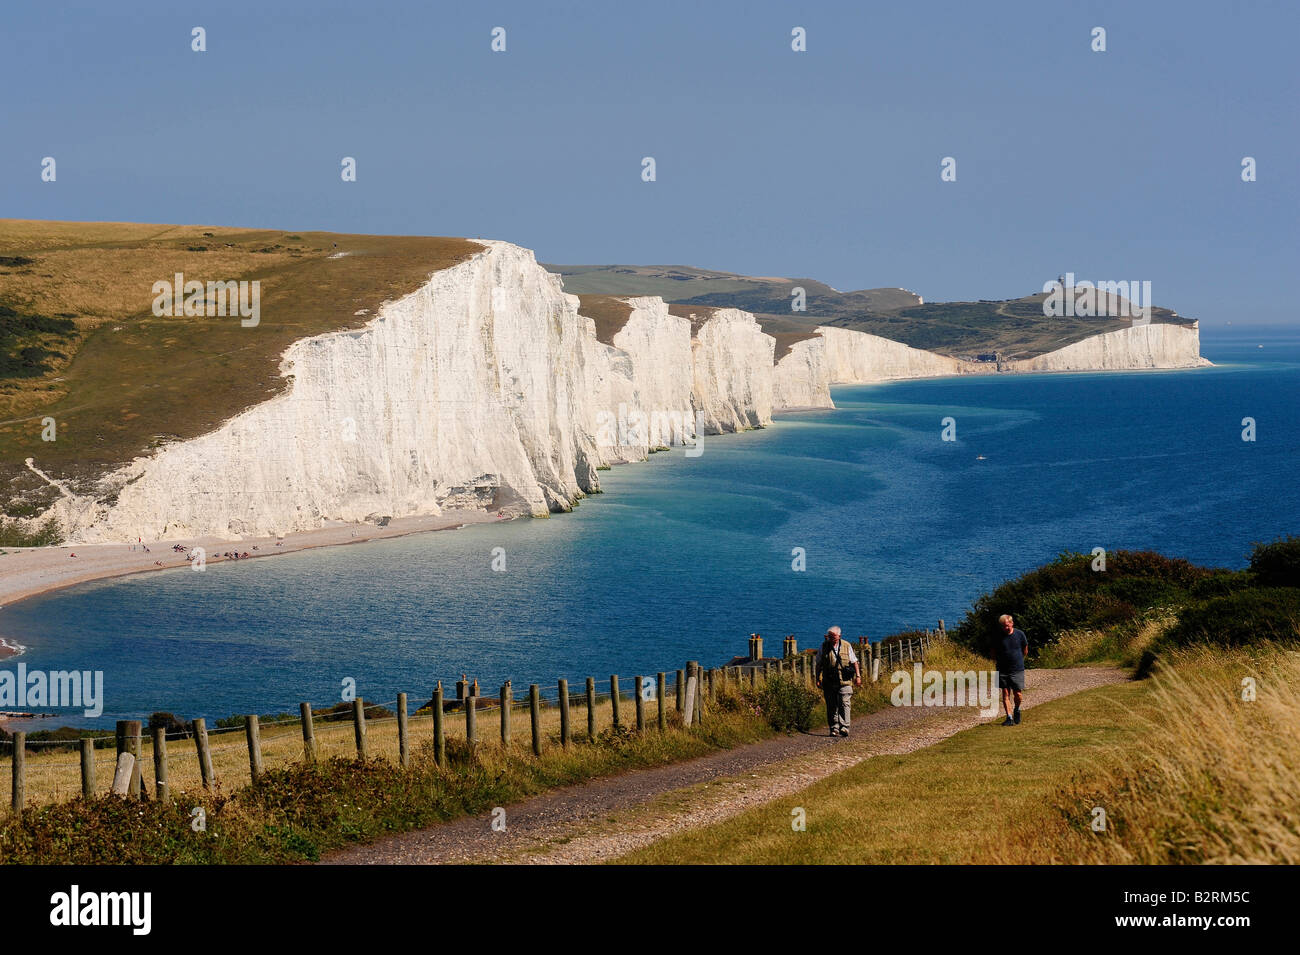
615 644 1296 865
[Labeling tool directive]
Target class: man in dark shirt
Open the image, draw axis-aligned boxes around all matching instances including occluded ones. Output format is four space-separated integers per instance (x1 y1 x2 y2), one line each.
995 614 1028 725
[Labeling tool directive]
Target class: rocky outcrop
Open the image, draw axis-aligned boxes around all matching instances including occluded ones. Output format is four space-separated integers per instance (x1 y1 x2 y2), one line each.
36 240 1210 543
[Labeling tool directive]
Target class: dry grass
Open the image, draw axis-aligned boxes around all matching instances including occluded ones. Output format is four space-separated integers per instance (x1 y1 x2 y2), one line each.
0 220 479 509
992 644 1300 864
575 294 634 346
0 685 692 810
1 643 980 812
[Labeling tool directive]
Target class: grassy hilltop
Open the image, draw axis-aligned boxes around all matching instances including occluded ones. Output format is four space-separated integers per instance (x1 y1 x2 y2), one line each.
546 262 1196 360
0 220 478 528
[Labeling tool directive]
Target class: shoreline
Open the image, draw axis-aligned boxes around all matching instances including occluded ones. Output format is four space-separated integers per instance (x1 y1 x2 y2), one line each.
0 361 1220 632
0 507 509 625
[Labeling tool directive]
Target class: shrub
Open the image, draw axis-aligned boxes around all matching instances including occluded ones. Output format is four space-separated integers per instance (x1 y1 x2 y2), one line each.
148 712 191 740
1166 588 1300 648
952 550 1215 656
1248 536 1300 589
0 518 63 547
1188 570 1253 599
752 675 819 733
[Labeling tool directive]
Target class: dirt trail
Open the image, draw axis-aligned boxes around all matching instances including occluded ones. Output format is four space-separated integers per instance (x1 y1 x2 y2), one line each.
323 666 1126 865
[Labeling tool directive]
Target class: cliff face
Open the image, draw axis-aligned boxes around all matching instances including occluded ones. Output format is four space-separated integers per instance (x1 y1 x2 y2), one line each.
1006 322 1210 373
41 240 1209 542
56 242 608 539
691 308 775 433
773 337 833 410
814 327 969 382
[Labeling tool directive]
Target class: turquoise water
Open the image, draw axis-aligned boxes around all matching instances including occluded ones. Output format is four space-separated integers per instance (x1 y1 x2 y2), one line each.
3 327 1297 727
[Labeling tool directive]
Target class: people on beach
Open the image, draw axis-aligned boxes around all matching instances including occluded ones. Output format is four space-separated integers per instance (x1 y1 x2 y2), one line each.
814 625 861 737
995 614 1028 725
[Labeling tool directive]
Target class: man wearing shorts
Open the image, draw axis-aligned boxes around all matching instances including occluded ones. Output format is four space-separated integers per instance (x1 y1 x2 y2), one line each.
995 613 1028 725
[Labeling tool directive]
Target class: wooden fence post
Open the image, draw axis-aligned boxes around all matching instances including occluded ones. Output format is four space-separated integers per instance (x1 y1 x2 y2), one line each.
466 694 477 750
657 672 666 731
635 676 645 732
245 715 263 783
683 664 698 726
585 677 596 740
500 682 512 747
299 703 316 765
116 720 142 799
433 683 446 767
397 692 410 768
610 675 621 730
80 737 95 799
110 752 134 797
529 684 541 756
352 699 369 759
871 643 881 683
152 727 169 802
558 679 570 748
676 669 685 711
695 669 705 724
9 731 24 812
193 717 214 790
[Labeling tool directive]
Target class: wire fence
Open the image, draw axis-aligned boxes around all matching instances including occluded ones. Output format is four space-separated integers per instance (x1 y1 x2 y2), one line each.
1 624 946 812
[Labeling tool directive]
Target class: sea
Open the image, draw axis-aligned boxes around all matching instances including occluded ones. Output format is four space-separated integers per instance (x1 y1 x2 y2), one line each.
2 326 1296 727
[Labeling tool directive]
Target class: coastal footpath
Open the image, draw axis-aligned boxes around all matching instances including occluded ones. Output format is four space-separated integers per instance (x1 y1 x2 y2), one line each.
36 240 1208 543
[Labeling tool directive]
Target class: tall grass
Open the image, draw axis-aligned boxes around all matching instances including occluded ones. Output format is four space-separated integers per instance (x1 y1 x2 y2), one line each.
994 644 1300 863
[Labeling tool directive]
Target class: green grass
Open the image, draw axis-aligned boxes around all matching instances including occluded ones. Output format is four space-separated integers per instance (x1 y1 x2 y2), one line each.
615 679 1151 864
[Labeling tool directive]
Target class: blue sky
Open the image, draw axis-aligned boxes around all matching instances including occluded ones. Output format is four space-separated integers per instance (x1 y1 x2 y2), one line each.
2 0 1296 324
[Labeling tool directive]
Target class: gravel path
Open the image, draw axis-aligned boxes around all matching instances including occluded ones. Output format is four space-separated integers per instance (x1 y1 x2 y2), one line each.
322 666 1126 865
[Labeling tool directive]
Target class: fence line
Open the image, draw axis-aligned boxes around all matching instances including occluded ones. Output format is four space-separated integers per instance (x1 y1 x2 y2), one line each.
1 621 948 813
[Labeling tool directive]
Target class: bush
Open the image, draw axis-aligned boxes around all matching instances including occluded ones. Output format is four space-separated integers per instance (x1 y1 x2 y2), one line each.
1166 588 1300 648
752 675 819 733
1188 570 1253 600
952 550 1215 656
148 712 191 740
1249 536 1300 589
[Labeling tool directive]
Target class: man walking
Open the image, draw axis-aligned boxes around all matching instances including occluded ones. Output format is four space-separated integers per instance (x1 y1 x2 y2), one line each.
815 626 861 737
995 614 1028 725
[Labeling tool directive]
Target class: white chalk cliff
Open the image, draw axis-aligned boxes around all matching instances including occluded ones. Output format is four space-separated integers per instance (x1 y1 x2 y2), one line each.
1003 323 1211 373
41 240 1209 542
